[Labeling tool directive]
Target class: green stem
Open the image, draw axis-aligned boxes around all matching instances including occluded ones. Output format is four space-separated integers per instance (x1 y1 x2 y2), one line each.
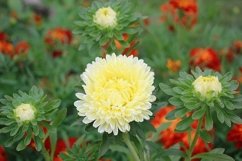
123 133 141 161
41 146 51 161
185 119 203 161
41 139 51 161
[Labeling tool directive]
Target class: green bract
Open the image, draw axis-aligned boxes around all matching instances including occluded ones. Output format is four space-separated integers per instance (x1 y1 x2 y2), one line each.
74 0 141 52
159 68 242 131
60 139 99 161
0 86 60 151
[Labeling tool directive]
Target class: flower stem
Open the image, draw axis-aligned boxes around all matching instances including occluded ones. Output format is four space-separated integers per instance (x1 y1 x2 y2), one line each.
185 119 203 161
41 148 51 161
123 133 141 161
41 141 51 161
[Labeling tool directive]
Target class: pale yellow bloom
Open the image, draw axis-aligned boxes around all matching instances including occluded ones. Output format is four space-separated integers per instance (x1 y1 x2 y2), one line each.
193 76 222 98
14 103 35 122
74 54 155 135
93 7 117 28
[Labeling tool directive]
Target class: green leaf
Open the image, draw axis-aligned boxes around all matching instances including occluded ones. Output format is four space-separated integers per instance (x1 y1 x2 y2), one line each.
175 108 188 118
169 97 183 107
165 110 177 120
200 130 213 143
209 148 225 154
0 126 13 133
229 80 239 91
193 152 235 161
192 107 206 120
159 83 175 96
230 115 242 124
49 128 57 160
184 102 201 110
98 133 111 157
24 131 32 146
16 140 26 151
34 136 42 151
205 111 213 130
176 117 193 131
215 108 225 123
52 108 67 127
45 99 61 113
0 118 14 126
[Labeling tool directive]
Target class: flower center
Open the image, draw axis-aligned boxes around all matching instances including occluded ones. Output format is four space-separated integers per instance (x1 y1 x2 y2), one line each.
93 7 117 28
14 103 36 122
192 75 222 98
92 76 135 113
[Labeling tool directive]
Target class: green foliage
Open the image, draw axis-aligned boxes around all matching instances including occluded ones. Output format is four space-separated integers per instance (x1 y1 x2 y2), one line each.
74 0 142 53
60 138 99 161
0 86 61 151
160 68 242 133
193 148 235 161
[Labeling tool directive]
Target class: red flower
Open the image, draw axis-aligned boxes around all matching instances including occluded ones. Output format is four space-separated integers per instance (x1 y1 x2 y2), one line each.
45 27 72 45
181 120 213 156
151 106 213 156
233 40 242 54
51 50 63 58
189 48 221 71
166 59 181 72
0 41 15 57
160 0 198 29
0 32 8 41
15 41 30 55
143 18 150 26
33 13 42 26
225 40 242 62
45 137 77 157
0 146 7 161
227 124 242 149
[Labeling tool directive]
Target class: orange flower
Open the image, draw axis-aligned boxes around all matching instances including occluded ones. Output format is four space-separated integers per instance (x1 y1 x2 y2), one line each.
189 48 221 71
170 0 197 12
33 13 42 26
143 17 150 26
15 41 30 55
160 0 198 29
0 41 15 57
233 40 242 54
151 106 213 155
45 27 72 45
225 40 242 62
114 33 139 57
0 146 7 161
227 124 242 149
166 59 181 72
151 106 186 148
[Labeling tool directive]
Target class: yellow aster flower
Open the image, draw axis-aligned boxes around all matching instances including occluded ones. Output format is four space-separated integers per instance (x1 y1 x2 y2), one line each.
74 54 156 135
93 6 117 28
193 75 222 98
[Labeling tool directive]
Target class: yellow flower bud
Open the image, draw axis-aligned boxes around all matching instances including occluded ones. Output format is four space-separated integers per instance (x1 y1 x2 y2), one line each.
93 7 117 28
14 104 35 122
193 76 222 98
